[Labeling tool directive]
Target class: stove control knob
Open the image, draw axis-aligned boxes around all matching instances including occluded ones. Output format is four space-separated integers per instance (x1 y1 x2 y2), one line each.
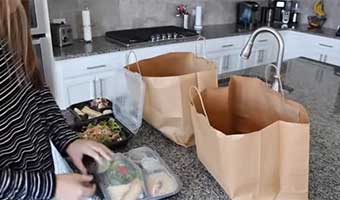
150 35 156 42
173 33 178 39
167 33 172 40
156 34 161 41
161 34 167 40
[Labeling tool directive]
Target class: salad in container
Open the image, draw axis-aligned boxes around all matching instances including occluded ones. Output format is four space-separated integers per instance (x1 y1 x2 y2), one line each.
92 147 182 200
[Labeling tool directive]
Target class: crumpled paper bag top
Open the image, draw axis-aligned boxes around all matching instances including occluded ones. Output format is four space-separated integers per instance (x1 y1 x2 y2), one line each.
195 76 310 135
128 52 215 77
227 76 309 134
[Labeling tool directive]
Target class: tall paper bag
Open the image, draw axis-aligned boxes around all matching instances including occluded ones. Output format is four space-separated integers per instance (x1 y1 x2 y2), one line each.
129 52 217 147
189 80 310 200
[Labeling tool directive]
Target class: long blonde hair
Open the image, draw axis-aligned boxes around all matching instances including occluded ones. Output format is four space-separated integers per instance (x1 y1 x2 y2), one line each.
0 0 42 87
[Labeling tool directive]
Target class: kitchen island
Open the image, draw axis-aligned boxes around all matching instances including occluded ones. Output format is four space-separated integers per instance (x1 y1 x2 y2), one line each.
64 57 340 199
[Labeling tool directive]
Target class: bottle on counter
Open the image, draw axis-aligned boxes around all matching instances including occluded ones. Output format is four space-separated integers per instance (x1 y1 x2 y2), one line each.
194 6 203 32
82 7 92 43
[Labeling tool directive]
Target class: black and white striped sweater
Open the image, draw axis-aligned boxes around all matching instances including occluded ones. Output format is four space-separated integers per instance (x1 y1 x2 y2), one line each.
0 39 79 199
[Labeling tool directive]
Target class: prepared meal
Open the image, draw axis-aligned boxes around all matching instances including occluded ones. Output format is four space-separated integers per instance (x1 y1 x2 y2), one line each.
127 148 159 163
96 154 145 200
146 171 178 197
126 147 182 199
95 147 182 200
80 118 126 147
69 98 113 122
91 98 110 110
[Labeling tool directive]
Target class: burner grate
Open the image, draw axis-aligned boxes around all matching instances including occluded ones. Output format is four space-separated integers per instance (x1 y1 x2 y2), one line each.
105 26 199 47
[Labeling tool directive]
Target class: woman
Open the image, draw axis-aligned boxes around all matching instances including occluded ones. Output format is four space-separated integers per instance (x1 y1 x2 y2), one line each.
0 0 113 199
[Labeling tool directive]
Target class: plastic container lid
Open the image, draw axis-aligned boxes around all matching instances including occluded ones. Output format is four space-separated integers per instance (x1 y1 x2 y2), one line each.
93 147 182 200
109 68 145 134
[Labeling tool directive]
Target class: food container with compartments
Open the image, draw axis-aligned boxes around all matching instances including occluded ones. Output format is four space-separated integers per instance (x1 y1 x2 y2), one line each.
68 98 113 124
92 147 182 200
72 117 134 150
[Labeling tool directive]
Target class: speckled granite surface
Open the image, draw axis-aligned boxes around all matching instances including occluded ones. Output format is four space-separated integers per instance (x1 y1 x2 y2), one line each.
53 24 340 61
64 58 340 199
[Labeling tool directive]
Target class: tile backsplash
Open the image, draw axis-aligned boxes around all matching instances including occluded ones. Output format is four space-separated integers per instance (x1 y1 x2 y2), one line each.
47 0 340 39
47 0 266 39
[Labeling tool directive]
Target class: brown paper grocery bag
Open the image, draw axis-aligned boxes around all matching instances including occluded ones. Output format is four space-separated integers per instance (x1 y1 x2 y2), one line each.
129 52 217 147
189 80 310 200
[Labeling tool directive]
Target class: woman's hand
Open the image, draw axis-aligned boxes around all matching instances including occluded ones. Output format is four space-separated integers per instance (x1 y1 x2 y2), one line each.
66 139 114 174
55 174 96 200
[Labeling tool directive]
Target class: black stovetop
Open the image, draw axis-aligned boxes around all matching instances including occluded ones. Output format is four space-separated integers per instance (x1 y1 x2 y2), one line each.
105 26 199 47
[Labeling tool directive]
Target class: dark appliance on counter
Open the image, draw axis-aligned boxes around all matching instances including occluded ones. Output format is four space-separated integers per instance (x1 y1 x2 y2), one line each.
24 0 53 83
260 6 274 26
105 26 199 47
337 26 340 37
270 0 300 28
237 1 260 29
290 1 300 27
272 0 286 26
50 23 73 47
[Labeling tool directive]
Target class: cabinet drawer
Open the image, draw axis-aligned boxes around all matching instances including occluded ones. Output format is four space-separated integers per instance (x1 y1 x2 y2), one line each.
253 32 277 46
307 34 340 52
205 36 246 53
57 52 126 79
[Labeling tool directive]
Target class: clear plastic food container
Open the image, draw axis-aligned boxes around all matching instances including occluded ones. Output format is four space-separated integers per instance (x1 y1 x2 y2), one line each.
93 147 182 200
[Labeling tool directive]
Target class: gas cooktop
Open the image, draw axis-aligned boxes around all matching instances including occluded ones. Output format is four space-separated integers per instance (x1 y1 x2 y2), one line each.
105 26 199 47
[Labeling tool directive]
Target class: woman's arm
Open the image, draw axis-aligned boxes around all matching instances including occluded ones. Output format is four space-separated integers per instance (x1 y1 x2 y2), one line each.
0 168 55 199
38 86 113 174
38 86 79 155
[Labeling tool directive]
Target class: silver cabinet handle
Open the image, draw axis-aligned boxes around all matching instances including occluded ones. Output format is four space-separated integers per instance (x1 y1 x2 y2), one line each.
98 78 103 97
319 43 334 48
87 65 107 70
258 39 268 43
319 54 323 62
324 55 328 62
93 79 97 98
221 44 234 48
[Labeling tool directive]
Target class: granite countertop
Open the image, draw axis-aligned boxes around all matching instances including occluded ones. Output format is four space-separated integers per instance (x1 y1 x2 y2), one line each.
64 57 340 199
53 24 340 61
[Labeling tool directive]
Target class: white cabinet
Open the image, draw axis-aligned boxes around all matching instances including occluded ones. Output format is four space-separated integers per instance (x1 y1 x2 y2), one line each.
241 32 277 68
54 42 197 109
205 36 245 74
253 36 277 65
282 31 303 61
311 41 340 66
96 71 117 101
284 32 340 66
55 52 126 109
62 70 117 108
63 75 96 106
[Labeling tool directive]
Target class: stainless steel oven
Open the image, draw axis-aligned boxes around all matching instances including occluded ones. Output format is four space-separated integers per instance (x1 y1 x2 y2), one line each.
32 37 48 82
29 0 54 90
29 0 50 35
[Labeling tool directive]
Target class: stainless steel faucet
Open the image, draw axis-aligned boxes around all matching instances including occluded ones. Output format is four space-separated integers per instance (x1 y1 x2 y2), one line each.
240 27 285 92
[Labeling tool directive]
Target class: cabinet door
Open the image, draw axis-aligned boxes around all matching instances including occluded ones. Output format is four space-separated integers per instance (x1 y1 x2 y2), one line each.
221 52 241 73
207 49 241 74
96 71 117 101
323 53 340 66
206 52 224 74
256 49 269 65
64 75 96 106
